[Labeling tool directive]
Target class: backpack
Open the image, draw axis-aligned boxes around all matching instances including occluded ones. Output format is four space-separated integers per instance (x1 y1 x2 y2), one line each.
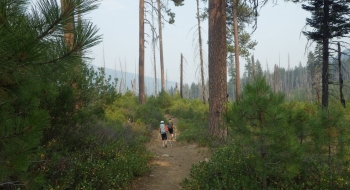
168 122 173 130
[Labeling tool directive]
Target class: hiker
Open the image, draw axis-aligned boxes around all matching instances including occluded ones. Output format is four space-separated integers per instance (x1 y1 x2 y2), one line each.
159 121 168 148
168 118 175 140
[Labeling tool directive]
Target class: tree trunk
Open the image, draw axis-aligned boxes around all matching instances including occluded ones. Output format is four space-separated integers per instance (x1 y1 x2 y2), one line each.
338 42 345 108
60 0 74 48
157 0 165 92
61 0 81 109
322 0 329 108
153 48 157 96
131 80 135 95
152 4 158 97
119 58 124 93
196 0 206 104
233 0 240 100
180 53 183 99
287 54 290 99
102 44 106 86
139 0 145 104
274 64 277 93
209 0 227 137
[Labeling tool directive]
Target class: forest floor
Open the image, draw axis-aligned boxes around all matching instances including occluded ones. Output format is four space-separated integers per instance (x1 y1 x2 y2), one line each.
130 115 211 190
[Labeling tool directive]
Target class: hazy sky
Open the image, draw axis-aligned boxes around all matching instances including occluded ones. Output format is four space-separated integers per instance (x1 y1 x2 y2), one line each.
87 0 312 85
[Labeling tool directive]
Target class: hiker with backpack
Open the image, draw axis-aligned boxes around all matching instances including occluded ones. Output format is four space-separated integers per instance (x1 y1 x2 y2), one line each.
168 118 175 140
159 120 168 148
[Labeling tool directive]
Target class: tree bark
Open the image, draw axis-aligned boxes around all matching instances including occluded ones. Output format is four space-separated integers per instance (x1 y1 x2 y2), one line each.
338 42 345 108
151 3 158 97
157 0 165 92
60 0 74 48
209 0 227 137
196 0 206 104
139 0 145 104
232 0 240 100
322 0 329 108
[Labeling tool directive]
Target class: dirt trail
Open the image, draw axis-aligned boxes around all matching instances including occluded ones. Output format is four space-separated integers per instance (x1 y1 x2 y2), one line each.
130 116 211 190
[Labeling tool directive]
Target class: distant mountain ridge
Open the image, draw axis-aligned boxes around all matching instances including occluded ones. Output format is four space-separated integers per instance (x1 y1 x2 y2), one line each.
92 65 178 95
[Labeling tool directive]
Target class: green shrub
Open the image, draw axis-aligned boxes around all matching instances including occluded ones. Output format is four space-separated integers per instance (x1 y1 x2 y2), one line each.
105 92 138 124
183 78 350 189
135 100 165 130
166 98 210 145
182 145 261 189
38 123 153 189
158 91 173 111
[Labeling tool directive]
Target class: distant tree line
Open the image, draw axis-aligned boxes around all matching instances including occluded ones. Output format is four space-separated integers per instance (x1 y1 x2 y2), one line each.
166 45 350 104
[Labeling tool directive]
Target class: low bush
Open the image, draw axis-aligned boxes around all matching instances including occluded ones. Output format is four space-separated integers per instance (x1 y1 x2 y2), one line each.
183 78 350 189
165 97 211 145
37 121 153 189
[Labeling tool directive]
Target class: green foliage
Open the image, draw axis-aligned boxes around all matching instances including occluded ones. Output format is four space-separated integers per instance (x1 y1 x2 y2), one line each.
38 123 153 189
105 91 137 124
182 145 262 189
0 0 102 188
302 0 350 42
36 88 157 189
283 101 318 144
170 98 208 121
158 91 173 110
135 96 166 130
166 98 210 145
183 78 350 189
0 0 154 189
225 77 302 188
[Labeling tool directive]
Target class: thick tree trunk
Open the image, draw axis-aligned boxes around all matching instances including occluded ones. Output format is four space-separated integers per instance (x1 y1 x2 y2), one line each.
233 0 240 100
139 0 145 104
196 0 206 104
180 53 183 99
157 0 165 92
209 0 227 137
322 0 329 108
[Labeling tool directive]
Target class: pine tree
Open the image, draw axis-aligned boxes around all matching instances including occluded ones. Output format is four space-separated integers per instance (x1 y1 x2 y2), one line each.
208 0 227 137
0 0 101 188
225 77 301 189
302 0 350 108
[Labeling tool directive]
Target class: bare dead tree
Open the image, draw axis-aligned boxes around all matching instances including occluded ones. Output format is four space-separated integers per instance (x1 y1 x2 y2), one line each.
151 3 158 97
157 0 165 91
338 42 346 108
180 53 183 99
274 64 277 93
119 58 125 93
195 0 207 104
139 0 145 103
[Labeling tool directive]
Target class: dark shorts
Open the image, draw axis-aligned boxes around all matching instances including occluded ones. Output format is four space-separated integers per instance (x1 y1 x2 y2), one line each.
168 128 173 134
161 133 167 140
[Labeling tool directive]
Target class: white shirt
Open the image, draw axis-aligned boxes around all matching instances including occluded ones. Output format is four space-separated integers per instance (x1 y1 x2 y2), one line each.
159 123 166 134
